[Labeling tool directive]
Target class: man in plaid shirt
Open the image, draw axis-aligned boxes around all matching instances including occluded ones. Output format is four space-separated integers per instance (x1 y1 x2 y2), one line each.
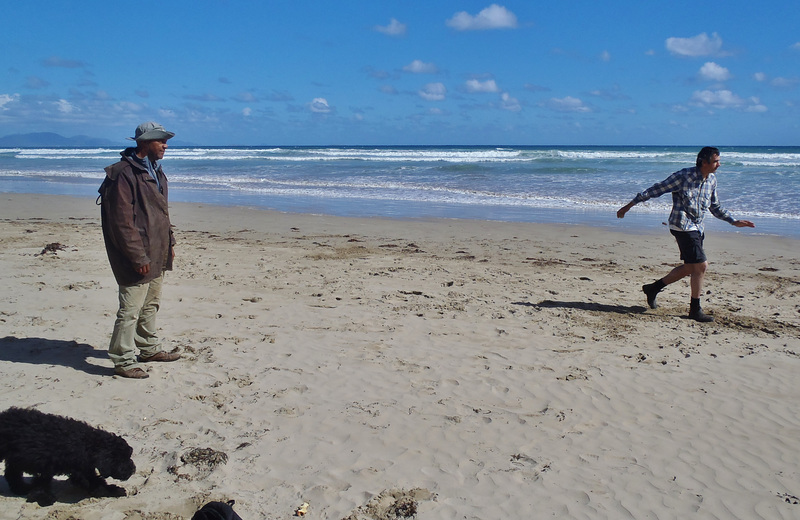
617 147 755 322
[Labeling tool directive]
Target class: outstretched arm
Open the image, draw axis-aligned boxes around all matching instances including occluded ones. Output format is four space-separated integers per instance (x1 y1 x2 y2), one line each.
618 168 685 219
617 201 636 219
732 219 755 228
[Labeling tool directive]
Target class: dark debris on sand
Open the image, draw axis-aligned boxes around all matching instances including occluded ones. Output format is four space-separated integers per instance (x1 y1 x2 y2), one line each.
181 447 229 468
167 447 229 481
341 488 434 520
37 242 67 255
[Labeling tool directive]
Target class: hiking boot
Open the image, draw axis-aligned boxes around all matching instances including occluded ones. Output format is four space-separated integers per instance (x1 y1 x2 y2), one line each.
114 366 149 379
642 283 661 309
139 348 181 362
688 308 714 322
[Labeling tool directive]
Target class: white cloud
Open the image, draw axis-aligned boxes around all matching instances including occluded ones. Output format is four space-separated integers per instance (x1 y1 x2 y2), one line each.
379 85 398 95
543 96 591 113
771 77 799 88
600 50 611 62
242 107 252 117
699 62 731 81
791 42 800 51
115 101 143 112
446 4 518 31
419 83 447 101
0 93 20 110
465 79 499 93
690 89 767 112
691 89 743 107
753 72 767 82
403 60 438 74
308 97 332 113
374 18 407 37
666 32 723 57
56 99 76 114
500 92 521 112
746 97 768 112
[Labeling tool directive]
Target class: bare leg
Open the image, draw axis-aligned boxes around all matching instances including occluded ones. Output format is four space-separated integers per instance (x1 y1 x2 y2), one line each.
669 262 713 322
689 263 706 298
644 261 707 310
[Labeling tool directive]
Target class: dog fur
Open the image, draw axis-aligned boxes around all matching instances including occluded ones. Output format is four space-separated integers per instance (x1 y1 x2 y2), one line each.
193 500 243 520
0 407 135 506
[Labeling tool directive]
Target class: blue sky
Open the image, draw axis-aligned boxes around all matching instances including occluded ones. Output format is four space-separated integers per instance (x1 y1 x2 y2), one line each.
2 1 798 145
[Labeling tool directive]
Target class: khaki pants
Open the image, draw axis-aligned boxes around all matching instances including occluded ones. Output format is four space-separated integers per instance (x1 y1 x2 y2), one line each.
108 275 163 369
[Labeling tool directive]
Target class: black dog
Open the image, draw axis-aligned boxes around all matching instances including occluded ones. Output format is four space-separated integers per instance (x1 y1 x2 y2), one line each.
0 407 136 506
193 500 243 520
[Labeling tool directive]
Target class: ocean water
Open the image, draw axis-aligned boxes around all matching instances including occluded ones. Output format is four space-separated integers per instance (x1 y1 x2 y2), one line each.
1 145 798 238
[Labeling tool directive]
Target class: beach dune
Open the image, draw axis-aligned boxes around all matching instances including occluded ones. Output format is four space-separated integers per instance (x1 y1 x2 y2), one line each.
1 193 799 519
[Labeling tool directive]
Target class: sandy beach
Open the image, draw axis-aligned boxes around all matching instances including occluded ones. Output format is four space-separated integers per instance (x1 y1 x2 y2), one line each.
1 192 799 519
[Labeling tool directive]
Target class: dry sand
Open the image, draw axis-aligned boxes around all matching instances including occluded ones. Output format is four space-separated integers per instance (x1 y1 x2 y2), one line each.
1 193 799 519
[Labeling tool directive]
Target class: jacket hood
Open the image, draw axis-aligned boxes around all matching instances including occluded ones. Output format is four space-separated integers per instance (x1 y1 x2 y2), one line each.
105 148 147 180
121 146 137 158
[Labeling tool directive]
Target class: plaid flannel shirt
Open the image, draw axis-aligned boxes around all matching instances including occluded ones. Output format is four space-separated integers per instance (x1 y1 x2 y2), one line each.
633 167 735 233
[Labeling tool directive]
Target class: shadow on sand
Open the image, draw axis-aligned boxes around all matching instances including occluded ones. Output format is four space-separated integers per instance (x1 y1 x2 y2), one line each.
514 300 648 315
0 477 105 506
0 336 109 377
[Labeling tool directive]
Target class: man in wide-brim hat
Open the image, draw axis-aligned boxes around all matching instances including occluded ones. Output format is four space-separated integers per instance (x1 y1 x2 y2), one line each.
98 121 181 379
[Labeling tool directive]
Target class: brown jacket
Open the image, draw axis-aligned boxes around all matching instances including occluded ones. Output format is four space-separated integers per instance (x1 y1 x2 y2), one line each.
100 148 175 286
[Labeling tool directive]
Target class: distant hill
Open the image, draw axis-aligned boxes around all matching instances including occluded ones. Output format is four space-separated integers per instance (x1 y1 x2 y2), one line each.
0 132 117 147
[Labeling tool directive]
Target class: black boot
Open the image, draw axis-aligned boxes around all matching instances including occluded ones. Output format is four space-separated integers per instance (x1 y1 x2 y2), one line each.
688 297 714 322
642 279 665 309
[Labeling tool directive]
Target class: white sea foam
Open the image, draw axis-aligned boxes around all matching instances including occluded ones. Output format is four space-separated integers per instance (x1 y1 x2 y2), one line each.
2 145 799 234
5 146 800 167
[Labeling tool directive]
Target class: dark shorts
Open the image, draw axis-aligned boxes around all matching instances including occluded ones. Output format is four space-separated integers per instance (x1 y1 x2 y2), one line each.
670 229 707 264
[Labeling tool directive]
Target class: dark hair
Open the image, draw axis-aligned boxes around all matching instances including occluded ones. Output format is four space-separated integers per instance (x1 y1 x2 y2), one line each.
696 146 720 169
